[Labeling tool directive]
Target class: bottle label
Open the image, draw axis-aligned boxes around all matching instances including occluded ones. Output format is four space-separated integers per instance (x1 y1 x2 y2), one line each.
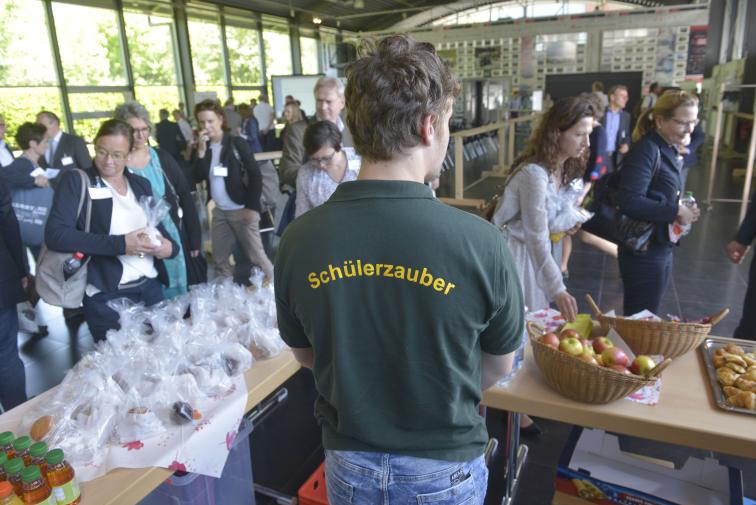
34 497 56 505
52 479 81 504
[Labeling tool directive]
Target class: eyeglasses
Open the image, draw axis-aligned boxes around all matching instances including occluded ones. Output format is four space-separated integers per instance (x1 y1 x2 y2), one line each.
310 151 337 166
670 118 699 129
94 148 127 161
133 127 150 136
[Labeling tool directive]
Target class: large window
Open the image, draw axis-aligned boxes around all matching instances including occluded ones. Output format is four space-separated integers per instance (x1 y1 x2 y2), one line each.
0 0 64 139
188 13 227 98
226 24 263 86
263 19 292 98
300 36 320 75
124 8 182 121
53 2 130 140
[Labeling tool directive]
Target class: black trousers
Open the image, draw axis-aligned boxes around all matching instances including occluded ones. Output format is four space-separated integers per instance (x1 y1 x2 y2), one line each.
83 277 163 342
734 252 756 341
618 244 673 316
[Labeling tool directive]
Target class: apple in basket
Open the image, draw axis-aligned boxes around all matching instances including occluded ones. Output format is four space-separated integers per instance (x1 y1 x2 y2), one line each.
560 328 581 340
577 352 598 365
609 364 632 375
629 355 656 376
559 337 584 357
580 339 595 356
592 337 614 354
540 332 560 349
601 347 630 367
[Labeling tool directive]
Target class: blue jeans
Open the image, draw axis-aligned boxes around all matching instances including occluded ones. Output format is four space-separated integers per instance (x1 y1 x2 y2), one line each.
325 451 488 505
83 278 163 342
0 306 27 411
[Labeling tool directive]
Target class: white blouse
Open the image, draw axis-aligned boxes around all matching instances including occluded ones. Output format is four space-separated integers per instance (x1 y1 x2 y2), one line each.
295 147 360 217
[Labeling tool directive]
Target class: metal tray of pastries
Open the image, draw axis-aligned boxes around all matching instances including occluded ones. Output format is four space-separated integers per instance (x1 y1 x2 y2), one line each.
700 339 756 415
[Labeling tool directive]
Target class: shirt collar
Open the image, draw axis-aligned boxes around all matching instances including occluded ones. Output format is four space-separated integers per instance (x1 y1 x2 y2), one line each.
328 179 435 202
53 130 63 143
317 115 345 132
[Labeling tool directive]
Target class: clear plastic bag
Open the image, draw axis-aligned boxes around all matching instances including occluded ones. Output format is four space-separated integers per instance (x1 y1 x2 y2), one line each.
548 178 594 234
139 195 170 246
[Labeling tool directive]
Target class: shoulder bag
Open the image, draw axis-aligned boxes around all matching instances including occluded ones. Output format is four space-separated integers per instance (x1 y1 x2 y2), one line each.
35 169 92 308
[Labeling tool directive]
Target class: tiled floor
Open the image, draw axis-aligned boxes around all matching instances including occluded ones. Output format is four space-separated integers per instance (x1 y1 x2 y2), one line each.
9 155 756 504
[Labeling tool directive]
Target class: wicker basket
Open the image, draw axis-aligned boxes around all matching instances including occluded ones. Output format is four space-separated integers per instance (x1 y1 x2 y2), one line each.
586 294 729 360
527 322 667 404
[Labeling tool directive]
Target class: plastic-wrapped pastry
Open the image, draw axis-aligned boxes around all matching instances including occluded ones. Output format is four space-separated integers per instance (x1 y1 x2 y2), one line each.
726 390 756 410
717 367 739 386
117 408 165 443
220 343 253 377
734 377 756 392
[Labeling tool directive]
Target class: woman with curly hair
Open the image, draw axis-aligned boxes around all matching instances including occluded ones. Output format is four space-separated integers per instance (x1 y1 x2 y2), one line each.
492 95 597 322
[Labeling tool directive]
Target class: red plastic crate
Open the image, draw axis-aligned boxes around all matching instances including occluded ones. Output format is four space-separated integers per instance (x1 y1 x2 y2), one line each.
298 461 329 505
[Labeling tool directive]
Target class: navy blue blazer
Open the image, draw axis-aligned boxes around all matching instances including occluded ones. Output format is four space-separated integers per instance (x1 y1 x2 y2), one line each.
0 157 38 190
192 134 263 212
0 178 28 308
44 166 178 294
617 132 682 247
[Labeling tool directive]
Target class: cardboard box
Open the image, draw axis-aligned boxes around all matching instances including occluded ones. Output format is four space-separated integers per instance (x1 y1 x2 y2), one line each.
555 428 744 505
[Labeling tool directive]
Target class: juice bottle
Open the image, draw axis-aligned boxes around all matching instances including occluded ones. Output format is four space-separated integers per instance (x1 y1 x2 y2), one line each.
27 445 47 479
44 450 80 505
3 459 24 497
0 452 7 482
0 481 24 505
11 439 30 468
20 466 54 505
0 433 14 459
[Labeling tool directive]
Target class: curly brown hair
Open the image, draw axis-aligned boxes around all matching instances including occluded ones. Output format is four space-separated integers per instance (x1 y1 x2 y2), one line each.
345 34 460 162
511 94 597 183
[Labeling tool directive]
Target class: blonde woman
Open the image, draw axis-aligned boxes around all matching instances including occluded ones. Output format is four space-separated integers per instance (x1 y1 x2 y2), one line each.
616 90 700 315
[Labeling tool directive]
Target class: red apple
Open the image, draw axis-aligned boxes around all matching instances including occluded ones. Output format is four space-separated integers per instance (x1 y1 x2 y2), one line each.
559 337 584 356
560 328 581 340
580 339 595 355
629 355 656 376
540 332 560 349
592 337 614 354
601 347 629 367
577 352 598 365
609 364 632 375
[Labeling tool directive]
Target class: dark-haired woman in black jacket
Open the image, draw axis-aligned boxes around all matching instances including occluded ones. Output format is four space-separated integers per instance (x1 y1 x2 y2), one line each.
192 99 273 282
45 119 178 342
617 90 700 315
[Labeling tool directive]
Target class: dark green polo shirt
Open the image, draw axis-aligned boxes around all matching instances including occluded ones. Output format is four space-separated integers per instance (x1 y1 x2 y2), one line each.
274 180 523 462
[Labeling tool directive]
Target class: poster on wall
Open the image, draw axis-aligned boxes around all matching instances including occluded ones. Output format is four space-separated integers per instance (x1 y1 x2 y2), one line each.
686 25 708 79
520 36 535 81
437 48 458 73
475 46 500 72
655 27 676 84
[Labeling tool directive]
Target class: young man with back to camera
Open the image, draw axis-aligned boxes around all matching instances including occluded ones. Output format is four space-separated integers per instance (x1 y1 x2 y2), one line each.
274 35 524 504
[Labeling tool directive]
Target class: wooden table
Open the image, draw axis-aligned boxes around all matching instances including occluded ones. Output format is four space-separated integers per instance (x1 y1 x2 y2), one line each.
0 351 300 505
482 336 756 504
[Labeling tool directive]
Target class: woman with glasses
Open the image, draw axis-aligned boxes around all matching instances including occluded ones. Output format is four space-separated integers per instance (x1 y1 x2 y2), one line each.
114 101 204 298
295 121 359 218
193 99 273 282
617 90 701 315
45 119 178 342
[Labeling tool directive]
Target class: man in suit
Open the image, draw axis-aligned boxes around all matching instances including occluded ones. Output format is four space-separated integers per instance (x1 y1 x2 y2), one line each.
0 178 28 411
279 77 353 187
155 109 187 164
0 114 15 167
36 111 92 172
727 197 756 341
602 85 632 172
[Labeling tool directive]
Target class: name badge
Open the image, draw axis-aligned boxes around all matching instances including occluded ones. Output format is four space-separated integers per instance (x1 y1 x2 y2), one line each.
213 165 228 177
88 187 112 200
61 155 74 166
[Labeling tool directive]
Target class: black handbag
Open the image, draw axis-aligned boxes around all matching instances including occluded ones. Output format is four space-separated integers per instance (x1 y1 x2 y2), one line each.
583 147 661 254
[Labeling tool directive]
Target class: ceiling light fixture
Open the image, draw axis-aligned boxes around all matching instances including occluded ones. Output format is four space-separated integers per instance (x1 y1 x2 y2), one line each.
354 0 364 8
313 16 322 24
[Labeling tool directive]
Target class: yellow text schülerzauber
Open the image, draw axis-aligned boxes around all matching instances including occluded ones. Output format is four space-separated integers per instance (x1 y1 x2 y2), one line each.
307 260 456 295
